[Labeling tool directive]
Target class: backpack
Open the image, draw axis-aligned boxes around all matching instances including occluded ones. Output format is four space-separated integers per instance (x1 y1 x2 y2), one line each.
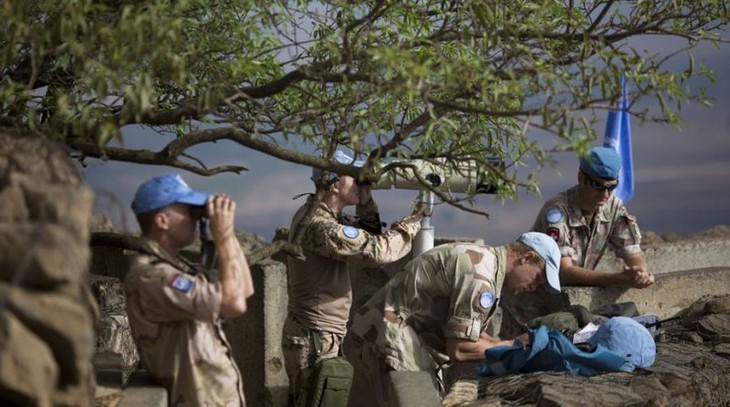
307 356 354 407
306 330 354 407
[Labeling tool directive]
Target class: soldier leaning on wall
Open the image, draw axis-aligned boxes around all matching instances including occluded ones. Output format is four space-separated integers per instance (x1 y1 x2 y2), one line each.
124 174 254 407
346 232 563 406
531 146 654 288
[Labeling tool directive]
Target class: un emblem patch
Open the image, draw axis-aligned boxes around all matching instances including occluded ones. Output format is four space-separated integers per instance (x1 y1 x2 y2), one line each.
342 226 360 239
171 275 195 293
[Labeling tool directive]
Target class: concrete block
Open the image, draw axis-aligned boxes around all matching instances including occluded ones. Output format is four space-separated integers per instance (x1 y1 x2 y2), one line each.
225 259 289 407
118 371 167 407
388 371 441 407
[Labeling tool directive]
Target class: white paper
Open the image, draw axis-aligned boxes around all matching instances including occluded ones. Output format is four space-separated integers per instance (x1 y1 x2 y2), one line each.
572 322 600 344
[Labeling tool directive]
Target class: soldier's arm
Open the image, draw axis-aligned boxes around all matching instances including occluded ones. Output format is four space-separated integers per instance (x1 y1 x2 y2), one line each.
354 185 383 234
304 213 423 266
609 206 652 288
560 256 642 288
208 195 254 318
445 333 523 362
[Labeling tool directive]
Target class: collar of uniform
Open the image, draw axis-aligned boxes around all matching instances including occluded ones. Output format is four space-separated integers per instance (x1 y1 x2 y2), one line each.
136 237 196 274
493 245 507 298
565 185 612 227
565 186 587 227
302 195 339 219
318 199 341 219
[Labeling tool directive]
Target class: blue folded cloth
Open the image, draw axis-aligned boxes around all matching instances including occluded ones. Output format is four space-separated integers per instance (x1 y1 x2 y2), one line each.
478 317 655 377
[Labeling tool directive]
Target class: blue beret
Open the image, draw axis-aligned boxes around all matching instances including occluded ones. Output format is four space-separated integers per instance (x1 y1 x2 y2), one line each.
132 174 209 214
311 149 365 184
579 147 622 180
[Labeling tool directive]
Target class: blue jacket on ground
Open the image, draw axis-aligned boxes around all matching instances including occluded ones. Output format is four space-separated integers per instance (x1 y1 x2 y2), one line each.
477 326 627 377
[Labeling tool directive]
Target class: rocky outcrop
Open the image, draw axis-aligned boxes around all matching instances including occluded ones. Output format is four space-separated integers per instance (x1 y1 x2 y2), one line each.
0 126 97 406
442 295 730 407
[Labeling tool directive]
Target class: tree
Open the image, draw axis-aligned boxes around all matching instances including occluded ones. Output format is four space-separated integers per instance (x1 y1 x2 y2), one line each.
2 0 728 251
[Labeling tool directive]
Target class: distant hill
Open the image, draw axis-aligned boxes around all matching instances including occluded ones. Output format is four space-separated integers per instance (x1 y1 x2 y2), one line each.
642 225 730 244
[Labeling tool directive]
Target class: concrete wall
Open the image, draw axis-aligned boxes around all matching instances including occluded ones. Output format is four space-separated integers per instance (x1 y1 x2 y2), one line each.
596 238 730 275
565 266 730 319
225 260 289 407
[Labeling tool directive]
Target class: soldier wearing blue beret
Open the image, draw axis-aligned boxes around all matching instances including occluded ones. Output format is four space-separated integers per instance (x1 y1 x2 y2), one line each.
124 174 254 406
531 147 653 288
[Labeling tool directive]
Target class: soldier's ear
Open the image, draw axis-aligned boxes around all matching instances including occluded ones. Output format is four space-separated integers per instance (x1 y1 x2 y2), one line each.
523 252 539 265
328 178 341 193
154 210 170 230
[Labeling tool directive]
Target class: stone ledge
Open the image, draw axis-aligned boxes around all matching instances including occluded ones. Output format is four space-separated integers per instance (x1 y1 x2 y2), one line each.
597 238 730 275
564 266 730 319
118 370 167 407
388 371 441 407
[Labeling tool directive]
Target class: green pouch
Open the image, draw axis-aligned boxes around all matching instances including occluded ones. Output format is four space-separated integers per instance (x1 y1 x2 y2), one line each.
307 356 353 407
527 311 580 334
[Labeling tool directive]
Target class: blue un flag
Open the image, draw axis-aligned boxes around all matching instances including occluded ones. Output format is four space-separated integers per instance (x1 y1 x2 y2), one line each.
603 77 634 203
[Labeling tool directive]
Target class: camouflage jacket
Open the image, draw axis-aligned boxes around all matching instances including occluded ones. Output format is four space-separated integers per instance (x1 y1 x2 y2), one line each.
124 238 245 407
531 185 642 269
287 197 422 335
349 243 506 370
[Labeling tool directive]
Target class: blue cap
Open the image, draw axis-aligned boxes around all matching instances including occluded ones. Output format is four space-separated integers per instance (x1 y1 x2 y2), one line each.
131 174 209 214
517 232 561 293
311 149 365 184
588 316 656 372
579 147 621 180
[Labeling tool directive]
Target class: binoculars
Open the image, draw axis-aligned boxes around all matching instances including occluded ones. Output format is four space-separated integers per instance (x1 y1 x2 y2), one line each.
190 205 209 219
366 159 501 194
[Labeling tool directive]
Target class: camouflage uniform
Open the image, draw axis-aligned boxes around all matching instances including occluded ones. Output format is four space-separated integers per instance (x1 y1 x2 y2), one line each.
283 197 421 406
124 238 245 407
346 243 506 406
531 185 642 269
495 185 645 339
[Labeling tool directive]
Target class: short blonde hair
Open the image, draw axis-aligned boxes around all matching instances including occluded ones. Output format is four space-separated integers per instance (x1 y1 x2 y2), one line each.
507 241 546 270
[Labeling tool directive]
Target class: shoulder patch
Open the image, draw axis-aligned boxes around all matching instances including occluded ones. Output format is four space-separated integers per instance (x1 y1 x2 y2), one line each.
342 225 360 239
479 291 495 309
546 227 560 242
546 207 563 224
171 275 195 293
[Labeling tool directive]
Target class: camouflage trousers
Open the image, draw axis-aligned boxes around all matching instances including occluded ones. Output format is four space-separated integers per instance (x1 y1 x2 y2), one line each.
344 334 391 407
346 306 442 407
281 314 343 407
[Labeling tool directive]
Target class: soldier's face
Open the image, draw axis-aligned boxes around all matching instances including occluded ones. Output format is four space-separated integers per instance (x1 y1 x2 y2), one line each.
577 172 617 211
334 176 361 206
505 260 545 294
160 203 199 248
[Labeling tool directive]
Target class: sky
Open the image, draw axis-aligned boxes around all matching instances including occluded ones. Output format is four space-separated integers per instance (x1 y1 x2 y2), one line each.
83 35 730 247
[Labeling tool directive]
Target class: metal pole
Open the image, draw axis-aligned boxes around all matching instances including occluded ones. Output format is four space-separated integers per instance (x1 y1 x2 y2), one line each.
413 191 435 257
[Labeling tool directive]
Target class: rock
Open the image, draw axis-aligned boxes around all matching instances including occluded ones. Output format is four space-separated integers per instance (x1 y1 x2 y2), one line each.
0 311 58 407
0 224 90 287
447 296 730 406
0 126 96 406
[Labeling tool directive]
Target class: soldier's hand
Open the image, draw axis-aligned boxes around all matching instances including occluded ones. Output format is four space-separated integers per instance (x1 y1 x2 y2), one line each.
621 265 654 289
514 332 531 347
207 194 236 240
411 200 433 217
